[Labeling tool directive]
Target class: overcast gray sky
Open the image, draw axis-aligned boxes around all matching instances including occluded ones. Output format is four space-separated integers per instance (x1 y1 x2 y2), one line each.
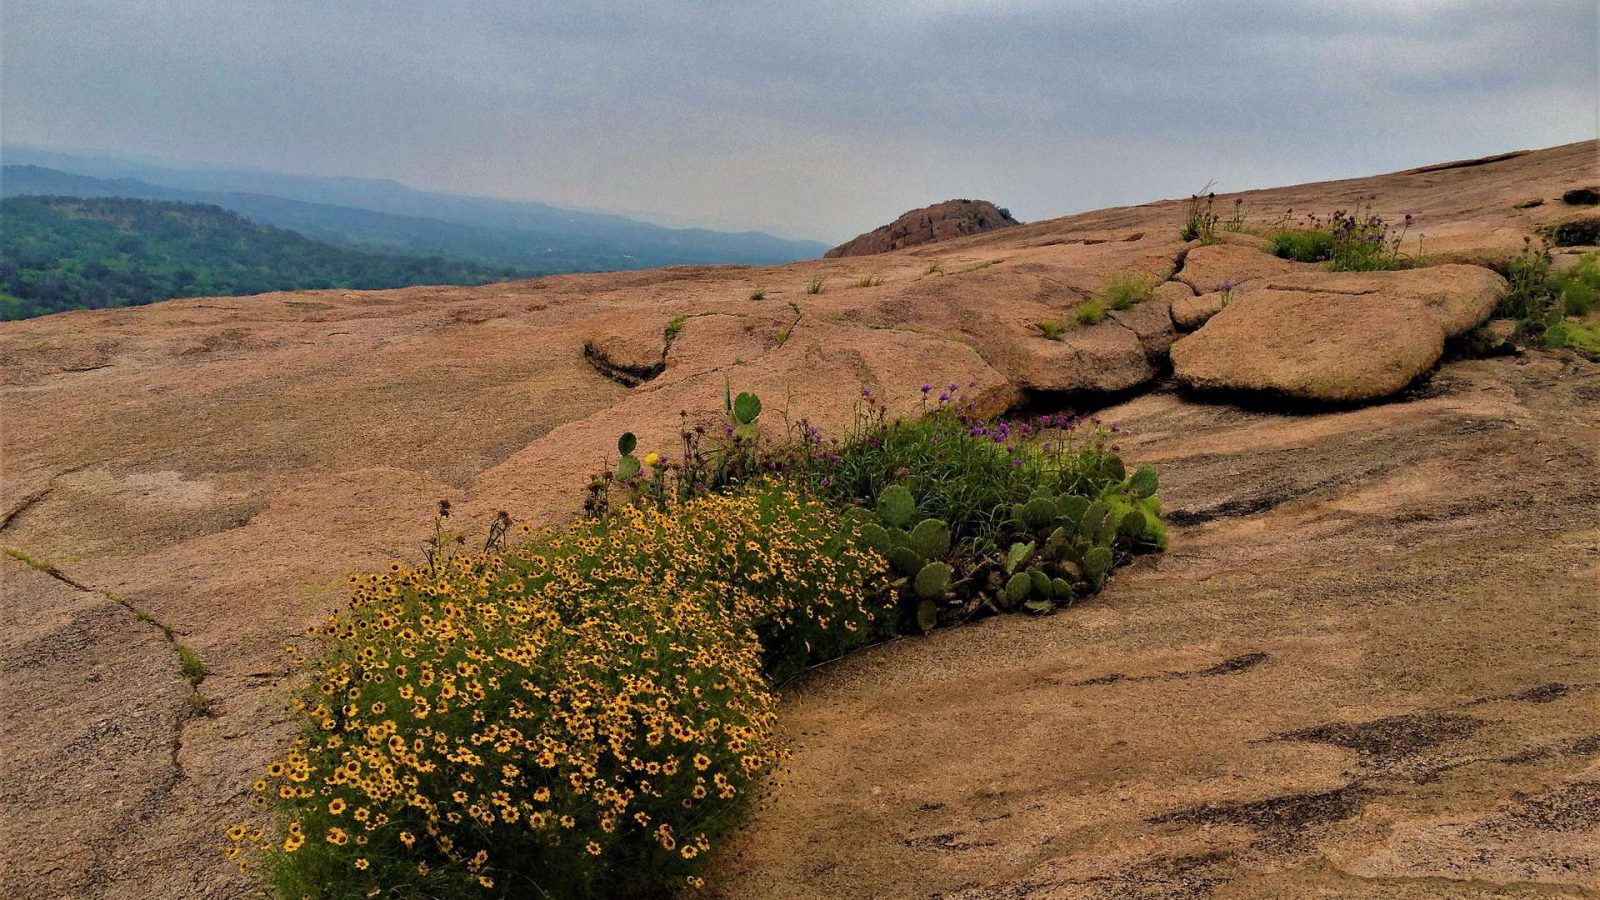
3 0 1595 241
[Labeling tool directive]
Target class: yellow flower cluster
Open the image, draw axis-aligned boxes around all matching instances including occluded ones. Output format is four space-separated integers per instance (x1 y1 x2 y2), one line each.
232 487 885 898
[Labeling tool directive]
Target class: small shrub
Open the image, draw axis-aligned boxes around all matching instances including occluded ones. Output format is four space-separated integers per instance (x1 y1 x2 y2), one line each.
748 288 766 301
1074 298 1106 326
926 261 944 276
804 278 824 295
1097 272 1156 311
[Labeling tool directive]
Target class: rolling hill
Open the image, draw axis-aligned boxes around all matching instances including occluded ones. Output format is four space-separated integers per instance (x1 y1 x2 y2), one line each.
1 148 831 271
0 194 526 319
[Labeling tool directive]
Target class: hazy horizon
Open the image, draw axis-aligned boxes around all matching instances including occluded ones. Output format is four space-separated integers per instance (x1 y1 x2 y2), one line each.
4 1 1596 242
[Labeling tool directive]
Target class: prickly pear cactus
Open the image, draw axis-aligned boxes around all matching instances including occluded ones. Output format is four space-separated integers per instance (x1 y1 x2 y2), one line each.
908 518 951 559
914 561 952 599
876 484 916 527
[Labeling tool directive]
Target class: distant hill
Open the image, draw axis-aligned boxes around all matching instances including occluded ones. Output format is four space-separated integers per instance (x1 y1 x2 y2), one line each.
1 148 830 270
0 195 527 319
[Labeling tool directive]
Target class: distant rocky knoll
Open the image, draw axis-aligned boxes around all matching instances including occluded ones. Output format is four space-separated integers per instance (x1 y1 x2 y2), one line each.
2 141 1597 899
825 198 1020 257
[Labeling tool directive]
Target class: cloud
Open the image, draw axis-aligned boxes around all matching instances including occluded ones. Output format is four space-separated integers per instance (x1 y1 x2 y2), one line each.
3 0 1594 240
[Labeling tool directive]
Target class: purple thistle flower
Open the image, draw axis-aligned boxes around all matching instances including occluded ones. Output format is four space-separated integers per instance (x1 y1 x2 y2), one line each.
921 384 933 394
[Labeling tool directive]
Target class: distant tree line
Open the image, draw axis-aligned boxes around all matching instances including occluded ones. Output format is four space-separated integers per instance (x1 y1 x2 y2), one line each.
0 195 529 320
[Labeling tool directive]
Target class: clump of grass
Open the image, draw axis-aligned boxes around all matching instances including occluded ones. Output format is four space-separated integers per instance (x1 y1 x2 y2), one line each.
665 314 687 340
176 644 206 686
748 288 766 301
852 274 884 288
1267 201 1414 271
1034 318 1070 340
1074 298 1106 326
926 261 945 276
804 277 824 294
1098 272 1157 311
957 259 1004 274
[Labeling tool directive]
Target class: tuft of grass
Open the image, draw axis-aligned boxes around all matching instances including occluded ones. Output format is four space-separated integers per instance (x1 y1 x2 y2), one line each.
3 546 51 572
1074 298 1106 326
852 274 884 288
804 277 824 295
1269 227 1336 263
1034 318 1070 340
176 643 206 686
1098 272 1157 311
748 288 767 301
958 259 1004 274
926 261 945 276
665 314 687 340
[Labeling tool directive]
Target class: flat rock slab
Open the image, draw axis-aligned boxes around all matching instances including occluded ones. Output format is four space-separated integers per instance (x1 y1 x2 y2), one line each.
1171 265 1506 403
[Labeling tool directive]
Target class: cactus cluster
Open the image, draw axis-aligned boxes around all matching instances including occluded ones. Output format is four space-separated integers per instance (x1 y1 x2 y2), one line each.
847 484 953 633
995 460 1162 614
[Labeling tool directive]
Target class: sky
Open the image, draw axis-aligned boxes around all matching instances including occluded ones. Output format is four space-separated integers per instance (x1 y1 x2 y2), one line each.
3 0 1596 242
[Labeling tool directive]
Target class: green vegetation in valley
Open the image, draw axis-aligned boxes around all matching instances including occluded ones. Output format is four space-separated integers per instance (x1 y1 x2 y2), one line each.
233 384 1167 899
0 195 528 320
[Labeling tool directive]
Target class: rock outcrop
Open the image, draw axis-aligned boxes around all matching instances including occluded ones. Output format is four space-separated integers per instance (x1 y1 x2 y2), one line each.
825 199 1020 258
1170 265 1507 403
2 140 1596 900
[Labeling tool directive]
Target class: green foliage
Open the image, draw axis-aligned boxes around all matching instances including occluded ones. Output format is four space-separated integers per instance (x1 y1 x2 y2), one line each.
852 274 884 288
1098 272 1157 311
1498 247 1600 357
749 288 767 301
1268 227 1336 263
0 196 525 320
1035 318 1071 340
1074 298 1106 326
176 644 207 686
1267 203 1413 271
804 277 824 294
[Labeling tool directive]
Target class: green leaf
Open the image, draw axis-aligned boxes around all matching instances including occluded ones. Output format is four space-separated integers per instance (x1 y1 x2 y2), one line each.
1003 572 1032 607
617 432 637 456
915 599 939 633
1004 541 1035 575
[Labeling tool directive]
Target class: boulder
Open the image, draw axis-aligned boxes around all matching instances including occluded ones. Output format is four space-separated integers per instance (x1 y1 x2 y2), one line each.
826 199 1020 258
1171 291 1229 331
1177 243 1304 293
1109 290 1179 361
1171 265 1507 403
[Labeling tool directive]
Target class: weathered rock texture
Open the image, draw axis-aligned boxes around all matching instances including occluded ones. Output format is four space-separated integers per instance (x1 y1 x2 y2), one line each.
1171 265 1508 403
825 198 1020 257
1 140 1596 899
